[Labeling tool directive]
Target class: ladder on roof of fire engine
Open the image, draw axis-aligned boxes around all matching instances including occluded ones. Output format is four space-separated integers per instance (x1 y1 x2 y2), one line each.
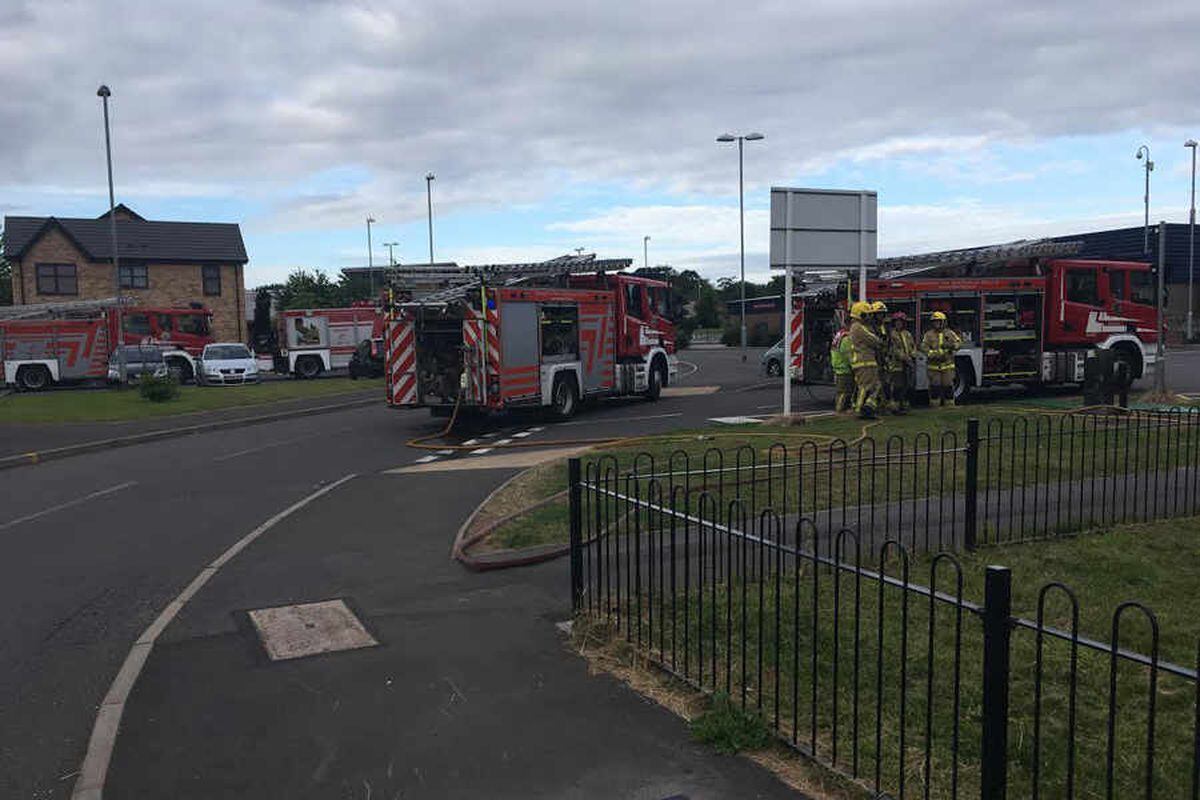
876 238 1083 279
393 254 634 304
0 296 133 320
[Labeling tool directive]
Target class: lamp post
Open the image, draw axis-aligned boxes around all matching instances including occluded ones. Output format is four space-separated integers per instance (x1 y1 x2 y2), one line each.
97 85 124 382
425 173 435 264
383 241 399 266
717 131 765 362
643 235 650 270
1186 139 1197 342
1136 145 1154 254
366 216 376 295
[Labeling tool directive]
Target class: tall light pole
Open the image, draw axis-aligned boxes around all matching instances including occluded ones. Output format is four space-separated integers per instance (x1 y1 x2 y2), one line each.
383 241 399 266
717 131 765 362
1136 145 1154 254
643 235 650 270
366 216 376 295
425 173 435 264
1186 139 1197 342
97 85 124 381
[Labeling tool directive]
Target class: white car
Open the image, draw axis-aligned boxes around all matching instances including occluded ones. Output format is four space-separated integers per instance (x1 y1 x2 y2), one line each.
197 343 260 386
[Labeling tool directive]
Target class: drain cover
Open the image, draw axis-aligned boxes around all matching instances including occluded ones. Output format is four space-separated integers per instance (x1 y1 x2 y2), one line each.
248 599 378 661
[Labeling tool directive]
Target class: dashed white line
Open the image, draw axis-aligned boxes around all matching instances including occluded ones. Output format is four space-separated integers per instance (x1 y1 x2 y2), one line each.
462 438 481 446
495 438 514 445
529 427 545 432
414 455 439 463
435 449 455 455
469 448 494 455
512 431 533 438
0 481 137 533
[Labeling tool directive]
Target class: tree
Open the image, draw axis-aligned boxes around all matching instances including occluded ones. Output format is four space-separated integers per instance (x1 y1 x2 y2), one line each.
275 269 344 310
251 285 277 347
694 290 721 328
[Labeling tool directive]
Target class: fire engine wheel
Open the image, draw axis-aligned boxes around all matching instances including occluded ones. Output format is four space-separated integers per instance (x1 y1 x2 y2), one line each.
953 362 973 403
295 356 322 380
550 376 579 420
765 358 783 377
644 362 665 401
16 364 51 392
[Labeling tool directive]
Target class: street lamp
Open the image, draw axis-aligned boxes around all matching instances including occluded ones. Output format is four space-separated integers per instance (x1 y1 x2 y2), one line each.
425 173 435 264
1186 139 1197 342
1136 145 1154 254
643 235 650 270
366 216 376 295
717 131 765 362
383 241 399 266
97 84 124 381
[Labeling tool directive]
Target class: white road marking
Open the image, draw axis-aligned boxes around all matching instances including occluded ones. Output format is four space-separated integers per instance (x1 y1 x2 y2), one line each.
0 481 137 533
529 426 545 432
561 412 682 426
414 455 439 463
212 426 354 463
495 438 514 445
469 448 494 455
462 438 481 446
676 359 701 379
71 474 357 800
512 431 533 438
708 415 766 425
435 449 455 455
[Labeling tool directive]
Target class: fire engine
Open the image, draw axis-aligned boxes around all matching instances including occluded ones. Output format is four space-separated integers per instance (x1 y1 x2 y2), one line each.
0 298 215 390
786 240 1160 401
384 255 678 419
274 304 384 378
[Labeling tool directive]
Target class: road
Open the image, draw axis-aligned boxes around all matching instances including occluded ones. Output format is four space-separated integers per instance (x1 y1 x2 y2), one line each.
0 347 815 800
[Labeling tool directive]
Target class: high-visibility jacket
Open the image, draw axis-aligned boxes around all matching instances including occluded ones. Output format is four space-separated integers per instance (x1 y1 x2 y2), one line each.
885 329 916 372
921 328 962 371
830 330 853 375
849 320 881 369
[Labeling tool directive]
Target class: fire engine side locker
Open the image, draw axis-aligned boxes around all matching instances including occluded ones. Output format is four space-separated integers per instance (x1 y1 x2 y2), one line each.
498 300 541 403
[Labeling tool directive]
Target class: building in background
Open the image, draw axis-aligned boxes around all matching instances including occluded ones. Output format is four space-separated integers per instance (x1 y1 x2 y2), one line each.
3 205 248 341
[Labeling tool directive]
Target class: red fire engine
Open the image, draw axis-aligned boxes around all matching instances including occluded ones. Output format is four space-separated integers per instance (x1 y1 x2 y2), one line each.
787 241 1160 401
384 255 678 418
0 299 215 390
275 303 384 378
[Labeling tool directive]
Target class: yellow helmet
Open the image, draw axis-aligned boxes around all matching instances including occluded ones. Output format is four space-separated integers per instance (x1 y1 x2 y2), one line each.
850 300 871 319
872 301 888 314
931 311 948 321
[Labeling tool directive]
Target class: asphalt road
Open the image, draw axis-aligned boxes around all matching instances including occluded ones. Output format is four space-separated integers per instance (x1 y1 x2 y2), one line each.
0 347 813 800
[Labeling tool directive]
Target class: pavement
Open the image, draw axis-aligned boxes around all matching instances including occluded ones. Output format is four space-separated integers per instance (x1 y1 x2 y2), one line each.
1 347 820 800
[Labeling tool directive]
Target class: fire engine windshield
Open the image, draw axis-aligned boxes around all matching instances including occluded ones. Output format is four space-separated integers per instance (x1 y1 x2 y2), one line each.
178 314 211 335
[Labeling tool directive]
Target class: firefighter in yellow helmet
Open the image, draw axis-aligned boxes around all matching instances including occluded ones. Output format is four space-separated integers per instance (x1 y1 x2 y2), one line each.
921 310 962 406
884 311 916 413
848 300 882 418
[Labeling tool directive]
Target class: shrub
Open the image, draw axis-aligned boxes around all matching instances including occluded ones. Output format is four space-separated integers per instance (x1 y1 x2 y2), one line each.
139 372 180 403
689 692 772 755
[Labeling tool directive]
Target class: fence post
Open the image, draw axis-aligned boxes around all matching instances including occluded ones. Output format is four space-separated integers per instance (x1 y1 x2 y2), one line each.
980 565 1012 800
965 418 980 551
568 457 584 612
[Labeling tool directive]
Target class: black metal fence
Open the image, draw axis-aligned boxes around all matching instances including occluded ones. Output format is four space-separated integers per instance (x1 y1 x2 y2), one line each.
567 420 1200 798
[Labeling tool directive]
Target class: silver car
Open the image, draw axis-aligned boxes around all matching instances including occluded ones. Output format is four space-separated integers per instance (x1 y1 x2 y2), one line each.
760 340 785 376
197 343 260 386
107 345 170 384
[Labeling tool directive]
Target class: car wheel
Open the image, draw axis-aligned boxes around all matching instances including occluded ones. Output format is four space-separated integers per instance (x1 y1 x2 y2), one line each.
16 364 51 392
550 376 579 420
295 356 322 379
765 358 782 377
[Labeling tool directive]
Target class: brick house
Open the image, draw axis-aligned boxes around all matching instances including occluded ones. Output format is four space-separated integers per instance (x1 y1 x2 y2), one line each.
3 205 249 341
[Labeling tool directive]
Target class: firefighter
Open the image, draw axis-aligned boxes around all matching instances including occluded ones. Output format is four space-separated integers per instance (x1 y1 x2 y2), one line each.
829 317 854 414
922 310 962 406
884 311 916 413
848 300 882 418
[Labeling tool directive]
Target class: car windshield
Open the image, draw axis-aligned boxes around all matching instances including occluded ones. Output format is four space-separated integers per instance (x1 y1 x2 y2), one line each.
204 345 251 360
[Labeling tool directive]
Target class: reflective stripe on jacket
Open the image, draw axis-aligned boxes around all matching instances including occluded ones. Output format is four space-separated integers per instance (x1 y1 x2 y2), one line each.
830 330 853 374
921 328 962 371
885 329 916 372
849 320 880 369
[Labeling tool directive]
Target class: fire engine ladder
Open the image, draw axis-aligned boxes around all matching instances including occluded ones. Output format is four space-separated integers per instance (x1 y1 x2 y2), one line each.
0 296 132 320
392 254 633 306
877 238 1083 279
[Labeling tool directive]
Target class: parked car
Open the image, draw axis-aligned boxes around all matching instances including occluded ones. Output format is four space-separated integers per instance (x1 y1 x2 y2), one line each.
107 345 170 384
761 340 784 376
197 343 260 386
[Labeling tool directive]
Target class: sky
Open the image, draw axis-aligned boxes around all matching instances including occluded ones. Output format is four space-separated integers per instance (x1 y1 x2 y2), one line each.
2 0 1200 289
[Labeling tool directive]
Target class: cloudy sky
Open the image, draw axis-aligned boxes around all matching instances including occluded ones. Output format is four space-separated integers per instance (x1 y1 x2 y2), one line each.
3 0 1200 287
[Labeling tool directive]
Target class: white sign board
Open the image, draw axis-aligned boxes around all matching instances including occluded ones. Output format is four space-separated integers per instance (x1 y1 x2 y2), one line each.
769 187 877 270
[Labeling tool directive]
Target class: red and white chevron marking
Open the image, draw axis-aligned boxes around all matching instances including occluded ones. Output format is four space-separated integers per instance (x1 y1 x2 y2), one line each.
789 309 804 372
485 300 501 404
461 308 486 403
386 318 417 406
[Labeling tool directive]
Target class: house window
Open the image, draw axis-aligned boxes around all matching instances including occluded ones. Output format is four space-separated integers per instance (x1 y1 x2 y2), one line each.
119 264 149 289
35 263 78 295
202 265 221 296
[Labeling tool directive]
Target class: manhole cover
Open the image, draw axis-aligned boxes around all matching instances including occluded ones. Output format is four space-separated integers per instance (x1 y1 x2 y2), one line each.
248 599 378 661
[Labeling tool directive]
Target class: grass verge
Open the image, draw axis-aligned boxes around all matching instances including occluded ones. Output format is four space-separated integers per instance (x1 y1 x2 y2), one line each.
0 378 383 423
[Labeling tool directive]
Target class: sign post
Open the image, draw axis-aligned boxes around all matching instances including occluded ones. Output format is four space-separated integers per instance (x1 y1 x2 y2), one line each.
770 187 878 416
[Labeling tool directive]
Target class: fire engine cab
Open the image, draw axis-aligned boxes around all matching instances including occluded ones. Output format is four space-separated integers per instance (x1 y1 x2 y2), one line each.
788 240 1159 401
385 255 678 419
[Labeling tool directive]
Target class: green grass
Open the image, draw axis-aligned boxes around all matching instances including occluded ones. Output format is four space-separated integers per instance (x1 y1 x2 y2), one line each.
0 378 383 423
581 517 1200 799
690 691 774 755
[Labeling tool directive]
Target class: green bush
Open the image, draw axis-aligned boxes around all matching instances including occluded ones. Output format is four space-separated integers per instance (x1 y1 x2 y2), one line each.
139 372 180 403
689 692 772 755
720 324 740 346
